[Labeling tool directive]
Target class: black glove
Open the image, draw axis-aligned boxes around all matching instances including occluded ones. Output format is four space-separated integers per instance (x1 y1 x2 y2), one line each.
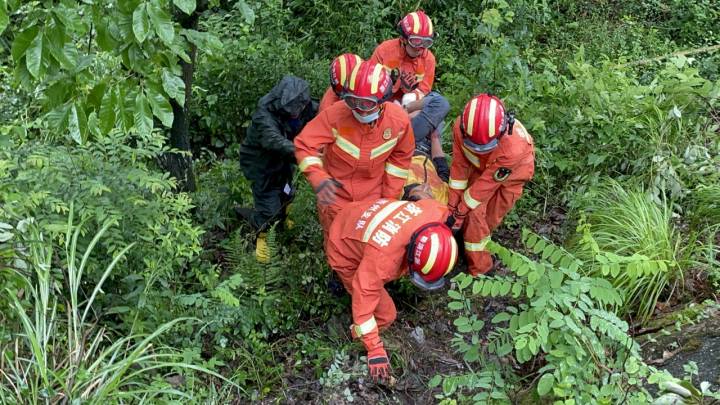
444 215 456 228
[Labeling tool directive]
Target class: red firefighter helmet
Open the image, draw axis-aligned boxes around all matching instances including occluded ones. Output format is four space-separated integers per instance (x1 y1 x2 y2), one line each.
460 94 511 154
398 10 435 48
407 222 458 291
344 61 392 111
329 53 363 96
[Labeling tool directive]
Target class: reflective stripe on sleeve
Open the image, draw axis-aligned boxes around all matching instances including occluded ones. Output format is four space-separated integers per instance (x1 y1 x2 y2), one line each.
353 316 378 337
463 189 481 209
299 156 323 171
385 162 409 178
449 178 468 190
464 237 490 252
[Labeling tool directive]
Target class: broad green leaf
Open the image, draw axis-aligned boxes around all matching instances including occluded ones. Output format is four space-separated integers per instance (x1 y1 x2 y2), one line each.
147 2 175 45
542 244 554 260
533 239 545 254
428 375 441 388
11 25 39 62
472 280 483 295
625 357 639 374
447 290 462 300
25 30 43 78
491 312 510 323
132 4 150 43
68 104 82 144
537 373 554 396
0 1 8 34
162 69 186 106
95 17 117 51
87 111 101 138
134 93 153 137
181 29 223 54
173 0 196 15
45 104 70 130
549 271 563 288
448 301 464 311
453 316 469 326
482 279 493 296
146 86 174 127
512 281 523 297
549 318 564 328
459 273 473 289
45 24 77 70
99 88 117 135
499 281 511 295
234 0 255 25
525 233 538 249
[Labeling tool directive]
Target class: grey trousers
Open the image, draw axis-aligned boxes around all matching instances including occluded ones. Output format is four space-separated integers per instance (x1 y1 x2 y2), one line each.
411 91 450 152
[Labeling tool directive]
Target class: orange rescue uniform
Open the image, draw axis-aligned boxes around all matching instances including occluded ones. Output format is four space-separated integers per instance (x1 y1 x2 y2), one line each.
319 87 341 112
294 101 415 236
448 119 535 275
369 39 436 101
327 198 451 354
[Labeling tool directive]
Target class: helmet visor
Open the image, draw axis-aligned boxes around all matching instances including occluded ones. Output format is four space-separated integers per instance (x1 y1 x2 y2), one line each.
409 269 445 292
344 95 380 112
463 137 499 154
407 35 433 49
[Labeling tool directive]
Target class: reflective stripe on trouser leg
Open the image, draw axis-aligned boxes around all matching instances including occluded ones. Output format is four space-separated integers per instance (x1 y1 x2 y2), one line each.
463 202 493 276
353 316 378 337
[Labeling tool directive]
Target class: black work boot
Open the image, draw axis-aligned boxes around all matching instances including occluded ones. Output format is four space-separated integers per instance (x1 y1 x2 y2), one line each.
233 206 254 225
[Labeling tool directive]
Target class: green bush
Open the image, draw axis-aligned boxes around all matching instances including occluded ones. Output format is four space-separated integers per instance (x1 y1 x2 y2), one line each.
437 230 658 404
0 133 202 329
191 1 326 153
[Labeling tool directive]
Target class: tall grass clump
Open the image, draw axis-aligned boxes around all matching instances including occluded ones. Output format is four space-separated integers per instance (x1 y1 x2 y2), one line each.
573 181 696 322
0 211 229 403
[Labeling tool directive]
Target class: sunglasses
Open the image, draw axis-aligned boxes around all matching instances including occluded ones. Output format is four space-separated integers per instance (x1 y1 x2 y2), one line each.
407 35 433 49
343 95 380 112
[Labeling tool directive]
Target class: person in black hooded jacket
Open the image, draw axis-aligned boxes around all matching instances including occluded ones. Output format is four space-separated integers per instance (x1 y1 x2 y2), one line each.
238 75 318 261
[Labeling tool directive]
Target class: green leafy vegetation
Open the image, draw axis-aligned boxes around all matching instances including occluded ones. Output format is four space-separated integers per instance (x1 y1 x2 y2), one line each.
1 0 719 402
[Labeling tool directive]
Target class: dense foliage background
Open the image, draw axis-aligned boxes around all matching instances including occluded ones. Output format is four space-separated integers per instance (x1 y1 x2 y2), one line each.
1 0 719 402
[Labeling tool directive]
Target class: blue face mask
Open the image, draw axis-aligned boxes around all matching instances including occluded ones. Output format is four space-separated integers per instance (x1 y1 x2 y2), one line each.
352 109 380 124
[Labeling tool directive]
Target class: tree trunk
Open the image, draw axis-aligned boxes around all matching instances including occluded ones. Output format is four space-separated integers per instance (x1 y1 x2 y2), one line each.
160 2 209 192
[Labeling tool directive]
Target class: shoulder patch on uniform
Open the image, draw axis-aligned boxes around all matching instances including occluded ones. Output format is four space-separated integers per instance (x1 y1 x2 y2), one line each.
494 167 512 182
383 128 392 140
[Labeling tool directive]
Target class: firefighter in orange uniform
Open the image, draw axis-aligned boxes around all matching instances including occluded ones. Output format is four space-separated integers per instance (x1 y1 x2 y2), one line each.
447 94 535 276
327 198 458 382
369 10 449 155
319 53 364 112
294 61 415 238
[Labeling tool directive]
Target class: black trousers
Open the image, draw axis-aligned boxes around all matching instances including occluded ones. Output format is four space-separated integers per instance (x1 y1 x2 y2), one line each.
248 164 294 232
